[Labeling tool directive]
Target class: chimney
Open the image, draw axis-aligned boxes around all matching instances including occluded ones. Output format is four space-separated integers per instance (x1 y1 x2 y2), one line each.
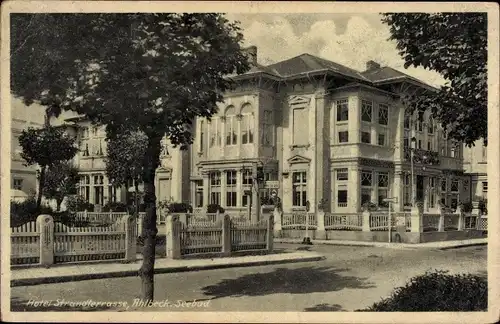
244 46 257 65
366 60 381 71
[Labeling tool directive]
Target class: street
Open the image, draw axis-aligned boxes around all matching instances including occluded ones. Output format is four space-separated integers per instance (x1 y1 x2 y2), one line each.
11 244 487 312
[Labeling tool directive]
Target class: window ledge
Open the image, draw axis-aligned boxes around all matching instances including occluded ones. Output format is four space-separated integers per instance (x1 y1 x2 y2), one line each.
335 121 348 125
289 144 310 150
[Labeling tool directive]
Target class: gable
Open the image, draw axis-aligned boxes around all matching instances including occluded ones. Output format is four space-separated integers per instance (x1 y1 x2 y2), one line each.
288 95 311 107
287 155 311 165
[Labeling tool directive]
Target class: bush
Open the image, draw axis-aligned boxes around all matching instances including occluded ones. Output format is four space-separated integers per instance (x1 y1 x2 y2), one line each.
65 195 94 212
362 201 378 212
461 201 473 213
167 202 193 213
10 197 54 227
360 270 487 311
52 211 90 227
102 201 128 212
207 203 224 214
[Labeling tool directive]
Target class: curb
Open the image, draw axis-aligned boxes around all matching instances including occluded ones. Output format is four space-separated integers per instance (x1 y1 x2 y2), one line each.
11 255 324 287
275 239 487 250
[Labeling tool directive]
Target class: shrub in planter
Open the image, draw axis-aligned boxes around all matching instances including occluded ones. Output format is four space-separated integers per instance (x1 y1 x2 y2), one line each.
102 202 128 212
362 201 378 212
460 201 473 213
207 203 224 214
360 270 487 311
167 202 193 213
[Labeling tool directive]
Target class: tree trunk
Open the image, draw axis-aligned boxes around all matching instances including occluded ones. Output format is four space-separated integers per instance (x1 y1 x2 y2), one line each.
138 135 161 302
56 198 63 211
36 166 46 211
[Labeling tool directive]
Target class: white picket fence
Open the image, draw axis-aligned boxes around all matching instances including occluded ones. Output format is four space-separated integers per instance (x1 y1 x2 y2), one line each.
11 214 136 266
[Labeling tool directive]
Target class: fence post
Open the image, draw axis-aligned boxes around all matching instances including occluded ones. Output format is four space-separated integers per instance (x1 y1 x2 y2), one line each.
316 211 326 239
362 211 371 232
221 214 232 256
266 215 274 252
437 205 445 232
273 208 282 237
166 215 181 259
455 205 464 231
410 206 422 233
37 214 54 267
178 213 188 226
123 214 137 262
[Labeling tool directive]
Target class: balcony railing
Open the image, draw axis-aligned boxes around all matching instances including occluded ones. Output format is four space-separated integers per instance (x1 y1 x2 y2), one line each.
403 148 440 165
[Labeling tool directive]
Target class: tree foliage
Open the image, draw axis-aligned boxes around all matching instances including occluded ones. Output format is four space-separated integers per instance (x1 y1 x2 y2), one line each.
105 130 148 189
18 126 79 208
44 161 79 211
11 13 250 300
381 13 487 146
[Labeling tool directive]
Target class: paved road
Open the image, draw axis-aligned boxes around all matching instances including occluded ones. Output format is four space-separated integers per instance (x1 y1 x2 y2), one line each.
11 244 487 312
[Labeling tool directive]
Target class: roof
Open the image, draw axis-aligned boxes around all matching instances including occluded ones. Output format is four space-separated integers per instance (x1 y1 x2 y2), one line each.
266 53 371 82
362 66 437 90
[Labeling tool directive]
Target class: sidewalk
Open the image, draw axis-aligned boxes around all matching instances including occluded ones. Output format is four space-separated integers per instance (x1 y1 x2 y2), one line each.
11 251 324 287
274 238 487 250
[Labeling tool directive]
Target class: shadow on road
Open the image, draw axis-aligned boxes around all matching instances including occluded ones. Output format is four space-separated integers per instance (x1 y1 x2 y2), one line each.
11 297 115 312
304 303 345 312
201 266 375 299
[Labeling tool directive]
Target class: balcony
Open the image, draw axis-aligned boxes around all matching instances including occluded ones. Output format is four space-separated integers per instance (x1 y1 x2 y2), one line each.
403 148 440 166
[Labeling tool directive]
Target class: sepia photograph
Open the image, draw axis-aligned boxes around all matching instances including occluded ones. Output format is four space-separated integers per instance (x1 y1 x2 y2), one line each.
1 1 498 323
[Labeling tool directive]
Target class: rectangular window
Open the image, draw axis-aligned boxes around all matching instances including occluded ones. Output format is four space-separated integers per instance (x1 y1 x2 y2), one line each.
261 110 272 146
338 131 349 143
336 99 349 122
195 181 203 208
418 112 424 132
418 140 422 149
361 100 372 122
13 178 23 190
226 170 237 207
403 174 411 206
337 189 348 207
428 117 434 134
225 116 237 146
336 168 348 181
209 118 221 148
292 171 307 207
361 188 372 205
107 185 117 203
293 108 309 145
441 179 447 192
378 133 385 146
404 114 410 129
361 171 372 186
242 169 253 186
377 172 389 206
427 141 432 151
93 174 104 205
482 181 488 193
210 171 221 205
242 194 249 207
242 113 255 144
404 137 409 150
378 104 388 125
79 175 91 202
199 120 205 152
361 131 371 144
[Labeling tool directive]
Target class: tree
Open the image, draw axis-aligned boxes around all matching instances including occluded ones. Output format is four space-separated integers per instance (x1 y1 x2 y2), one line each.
11 13 250 301
44 161 79 211
18 126 79 209
381 13 487 146
105 130 148 215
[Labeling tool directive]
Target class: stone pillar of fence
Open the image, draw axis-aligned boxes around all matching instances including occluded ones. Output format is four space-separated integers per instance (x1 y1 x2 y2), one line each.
437 204 445 232
178 213 188 225
267 215 274 252
37 214 54 266
410 206 422 233
455 205 464 231
316 211 326 239
273 208 282 237
222 215 232 256
166 215 181 259
123 214 137 262
362 211 371 232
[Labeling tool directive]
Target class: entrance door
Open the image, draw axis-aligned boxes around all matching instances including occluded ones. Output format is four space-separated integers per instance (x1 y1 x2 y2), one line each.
416 175 424 202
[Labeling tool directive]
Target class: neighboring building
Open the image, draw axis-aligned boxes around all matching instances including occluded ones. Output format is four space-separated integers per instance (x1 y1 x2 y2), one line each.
10 97 47 200
62 116 190 209
190 47 466 214
463 139 488 201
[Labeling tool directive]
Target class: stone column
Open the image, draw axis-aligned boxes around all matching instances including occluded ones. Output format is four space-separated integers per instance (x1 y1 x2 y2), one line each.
393 171 404 211
221 170 227 207
410 206 422 233
202 172 209 209
316 210 326 239
349 166 361 212
123 214 137 262
37 214 54 266
221 215 231 256
437 204 445 232
236 170 243 207
456 205 464 231
166 215 181 259
423 176 429 212
273 207 282 237
266 215 274 252
362 210 371 232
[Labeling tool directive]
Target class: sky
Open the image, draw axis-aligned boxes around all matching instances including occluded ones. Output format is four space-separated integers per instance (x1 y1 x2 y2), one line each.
227 13 446 87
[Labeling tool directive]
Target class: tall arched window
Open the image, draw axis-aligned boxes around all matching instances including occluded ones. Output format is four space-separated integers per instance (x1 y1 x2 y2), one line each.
225 106 237 146
241 104 254 144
